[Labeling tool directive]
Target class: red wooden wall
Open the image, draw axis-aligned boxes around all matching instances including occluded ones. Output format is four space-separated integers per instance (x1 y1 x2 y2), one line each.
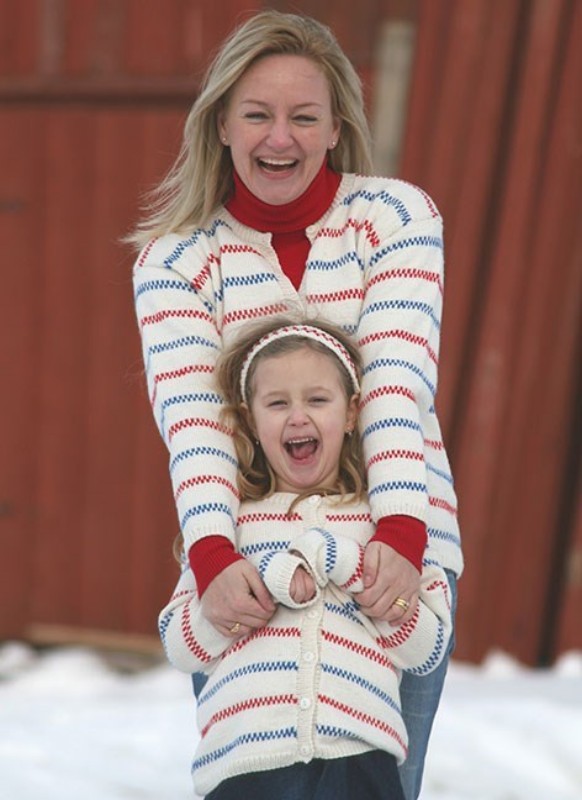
398 0 582 663
1 0 580 664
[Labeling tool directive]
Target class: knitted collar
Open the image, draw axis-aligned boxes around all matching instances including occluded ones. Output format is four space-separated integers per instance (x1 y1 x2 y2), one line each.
225 161 341 233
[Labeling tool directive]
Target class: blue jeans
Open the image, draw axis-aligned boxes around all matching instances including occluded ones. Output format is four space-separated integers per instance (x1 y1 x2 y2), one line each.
204 750 404 800
193 571 458 800
397 570 458 800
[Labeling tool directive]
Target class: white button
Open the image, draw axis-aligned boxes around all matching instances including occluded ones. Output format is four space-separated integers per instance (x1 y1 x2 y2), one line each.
308 495 320 505
303 651 315 662
300 745 311 758
307 610 318 619
300 697 311 710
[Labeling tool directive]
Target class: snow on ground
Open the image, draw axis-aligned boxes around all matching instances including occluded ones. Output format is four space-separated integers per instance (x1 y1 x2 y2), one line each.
0 642 581 800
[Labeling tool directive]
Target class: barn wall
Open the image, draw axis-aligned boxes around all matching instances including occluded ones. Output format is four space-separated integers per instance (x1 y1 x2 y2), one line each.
1 0 579 664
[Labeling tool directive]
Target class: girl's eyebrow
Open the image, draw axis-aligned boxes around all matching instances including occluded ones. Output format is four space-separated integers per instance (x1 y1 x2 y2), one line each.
259 385 333 399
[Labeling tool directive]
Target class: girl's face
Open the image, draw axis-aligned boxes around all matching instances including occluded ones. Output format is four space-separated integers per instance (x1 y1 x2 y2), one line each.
247 347 358 494
218 54 340 206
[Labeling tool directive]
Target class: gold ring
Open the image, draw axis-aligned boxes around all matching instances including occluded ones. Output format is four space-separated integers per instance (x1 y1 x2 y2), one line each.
229 622 241 634
393 597 410 612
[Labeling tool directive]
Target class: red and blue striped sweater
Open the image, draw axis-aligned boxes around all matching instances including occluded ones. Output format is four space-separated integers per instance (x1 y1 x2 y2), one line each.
159 492 452 795
133 172 463 580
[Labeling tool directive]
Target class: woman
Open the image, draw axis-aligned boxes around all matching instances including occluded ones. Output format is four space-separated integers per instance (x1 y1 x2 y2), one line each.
131 10 462 799
159 316 452 799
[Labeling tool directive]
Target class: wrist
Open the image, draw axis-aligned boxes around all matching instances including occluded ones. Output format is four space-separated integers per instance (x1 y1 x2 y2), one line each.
371 515 426 572
188 536 244 596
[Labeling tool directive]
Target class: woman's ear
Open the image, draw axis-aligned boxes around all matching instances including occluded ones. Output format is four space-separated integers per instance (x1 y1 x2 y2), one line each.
330 118 341 149
217 112 228 145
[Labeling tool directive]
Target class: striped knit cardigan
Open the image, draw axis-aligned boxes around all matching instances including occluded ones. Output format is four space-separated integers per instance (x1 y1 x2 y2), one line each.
133 173 463 579
159 492 452 795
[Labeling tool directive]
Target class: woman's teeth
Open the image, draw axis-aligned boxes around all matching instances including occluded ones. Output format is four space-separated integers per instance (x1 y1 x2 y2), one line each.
259 158 297 171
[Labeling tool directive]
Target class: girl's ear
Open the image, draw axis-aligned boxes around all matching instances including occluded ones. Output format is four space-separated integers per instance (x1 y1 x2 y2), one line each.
241 402 256 436
345 393 359 433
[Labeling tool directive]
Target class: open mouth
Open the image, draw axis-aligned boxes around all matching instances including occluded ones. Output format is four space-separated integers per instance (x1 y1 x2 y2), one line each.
284 437 319 461
258 157 298 173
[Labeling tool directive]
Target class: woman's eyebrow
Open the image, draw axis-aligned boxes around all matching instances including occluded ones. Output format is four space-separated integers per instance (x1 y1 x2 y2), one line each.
239 99 324 110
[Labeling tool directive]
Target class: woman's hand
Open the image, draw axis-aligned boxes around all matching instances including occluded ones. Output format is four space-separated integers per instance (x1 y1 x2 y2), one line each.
201 559 276 638
354 541 420 625
289 565 316 604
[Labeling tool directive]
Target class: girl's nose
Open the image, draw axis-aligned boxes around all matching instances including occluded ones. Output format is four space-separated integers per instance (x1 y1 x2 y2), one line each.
288 404 309 425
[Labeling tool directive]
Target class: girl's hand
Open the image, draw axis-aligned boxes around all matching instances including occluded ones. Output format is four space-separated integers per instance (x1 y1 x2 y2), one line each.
289 565 316 604
354 541 419 625
201 560 276 638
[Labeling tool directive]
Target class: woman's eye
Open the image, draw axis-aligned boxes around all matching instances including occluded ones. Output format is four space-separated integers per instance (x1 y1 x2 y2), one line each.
294 115 317 124
244 112 268 121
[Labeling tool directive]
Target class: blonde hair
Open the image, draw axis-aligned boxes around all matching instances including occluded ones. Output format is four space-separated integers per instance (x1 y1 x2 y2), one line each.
128 10 373 249
216 316 367 507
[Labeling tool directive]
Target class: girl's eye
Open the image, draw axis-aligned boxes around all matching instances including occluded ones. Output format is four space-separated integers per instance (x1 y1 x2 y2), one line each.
310 397 328 404
268 400 286 407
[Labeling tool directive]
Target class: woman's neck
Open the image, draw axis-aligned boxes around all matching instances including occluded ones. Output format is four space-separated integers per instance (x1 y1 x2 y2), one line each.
226 161 341 233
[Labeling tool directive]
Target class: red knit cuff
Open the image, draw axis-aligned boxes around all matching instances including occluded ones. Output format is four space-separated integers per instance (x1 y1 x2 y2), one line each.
188 536 244 597
370 515 427 573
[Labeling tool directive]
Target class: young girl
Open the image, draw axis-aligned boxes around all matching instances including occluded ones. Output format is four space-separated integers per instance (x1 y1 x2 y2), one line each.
159 317 452 800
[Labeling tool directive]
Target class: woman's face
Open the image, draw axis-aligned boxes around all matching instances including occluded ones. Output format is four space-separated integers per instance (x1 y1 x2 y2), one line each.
218 54 340 206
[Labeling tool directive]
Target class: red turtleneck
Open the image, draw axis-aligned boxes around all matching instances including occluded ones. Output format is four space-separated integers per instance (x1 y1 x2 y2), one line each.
226 161 341 290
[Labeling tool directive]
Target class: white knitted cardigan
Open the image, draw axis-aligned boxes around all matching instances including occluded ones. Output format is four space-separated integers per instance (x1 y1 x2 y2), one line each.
159 492 453 796
133 173 464 578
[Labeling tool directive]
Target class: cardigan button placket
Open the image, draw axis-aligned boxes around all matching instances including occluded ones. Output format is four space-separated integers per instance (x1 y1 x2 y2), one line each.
295 498 324 762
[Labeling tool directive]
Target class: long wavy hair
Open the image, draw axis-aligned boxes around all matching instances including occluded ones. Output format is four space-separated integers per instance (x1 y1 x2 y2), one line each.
128 10 373 249
216 316 367 507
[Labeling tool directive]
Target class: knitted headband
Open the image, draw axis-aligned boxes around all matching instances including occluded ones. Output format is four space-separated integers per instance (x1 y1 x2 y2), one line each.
239 324 361 403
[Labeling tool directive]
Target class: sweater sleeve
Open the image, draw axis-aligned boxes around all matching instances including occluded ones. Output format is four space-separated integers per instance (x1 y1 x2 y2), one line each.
371 515 426 572
158 565 233 674
245 549 321 608
291 528 366 592
356 189 444 530
133 238 239 553
371 558 452 675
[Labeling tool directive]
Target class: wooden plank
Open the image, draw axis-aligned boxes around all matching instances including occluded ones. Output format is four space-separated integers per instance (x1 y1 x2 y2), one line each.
0 110 43 637
27 622 163 656
489 0 582 662
30 109 96 629
398 0 448 182
432 2 523 443
0 0 41 75
400 0 523 444
77 108 185 636
452 0 571 663
554 474 582 656
75 108 149 634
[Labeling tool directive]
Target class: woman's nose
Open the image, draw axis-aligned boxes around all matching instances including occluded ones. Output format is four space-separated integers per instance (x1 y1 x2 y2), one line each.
266 117 293 148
